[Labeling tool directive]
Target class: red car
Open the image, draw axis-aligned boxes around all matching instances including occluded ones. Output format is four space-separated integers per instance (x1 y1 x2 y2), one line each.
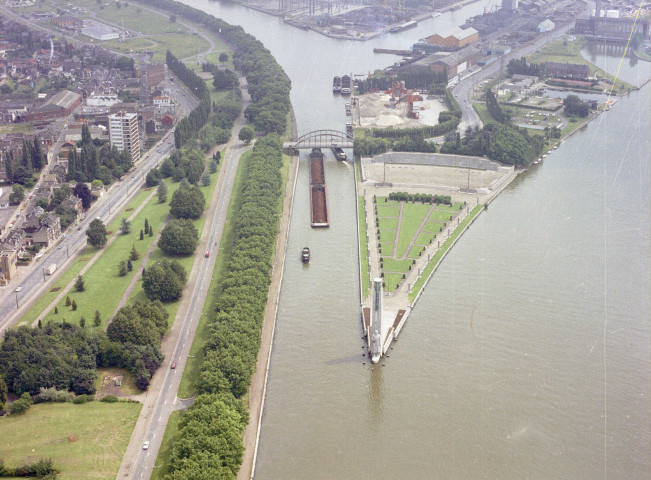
171 362 176 369
205 251 210 258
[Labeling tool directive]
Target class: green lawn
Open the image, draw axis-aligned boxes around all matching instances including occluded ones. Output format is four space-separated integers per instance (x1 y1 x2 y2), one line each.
376 204 399 217
422 220 444 233
407 245 425 259
395 203 432 258
357 196 370 300
0 402 141 480
473 103 496 125
380 242 394 257
378 217 398 230
37 187 173 328
384 273 403 293
105 31 208 63
409 205 483 302
415 231 436 246
150 410 182 480
381 257 413 274
19 189 151 327
379 228 396 243
429 209 454 223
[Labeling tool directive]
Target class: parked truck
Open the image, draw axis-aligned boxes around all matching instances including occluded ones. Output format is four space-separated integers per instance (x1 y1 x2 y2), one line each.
46 264 57 275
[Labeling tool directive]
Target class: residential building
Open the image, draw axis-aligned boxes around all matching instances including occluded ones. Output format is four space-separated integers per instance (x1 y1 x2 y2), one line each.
108 111 140 160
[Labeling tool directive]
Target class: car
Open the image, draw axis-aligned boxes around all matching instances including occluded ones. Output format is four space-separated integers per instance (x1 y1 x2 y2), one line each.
15 287 22 292
142 441 150 450
78 226 82 230
171 362 176 369
205 251 209 258
57 245 62 250
131 174 135 178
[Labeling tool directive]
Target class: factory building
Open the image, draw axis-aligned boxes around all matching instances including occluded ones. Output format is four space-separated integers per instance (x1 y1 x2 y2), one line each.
425 26 478 50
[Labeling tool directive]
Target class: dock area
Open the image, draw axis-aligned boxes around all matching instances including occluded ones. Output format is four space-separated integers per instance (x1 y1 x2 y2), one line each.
309 149 329 227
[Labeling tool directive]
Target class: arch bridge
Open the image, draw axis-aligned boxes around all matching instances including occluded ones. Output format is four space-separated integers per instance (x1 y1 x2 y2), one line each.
284 129 354 150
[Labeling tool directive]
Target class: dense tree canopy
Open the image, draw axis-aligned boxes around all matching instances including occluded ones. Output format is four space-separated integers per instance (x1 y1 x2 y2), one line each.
86 219 107 247
170 184 205 219
142 259 187 302
159 219 199 256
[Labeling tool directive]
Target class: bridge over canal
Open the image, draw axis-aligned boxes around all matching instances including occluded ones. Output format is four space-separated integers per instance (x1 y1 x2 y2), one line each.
283 129 353 151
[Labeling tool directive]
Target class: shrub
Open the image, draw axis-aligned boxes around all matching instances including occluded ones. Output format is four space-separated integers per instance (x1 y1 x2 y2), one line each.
10 393 33 414
100 395 118 403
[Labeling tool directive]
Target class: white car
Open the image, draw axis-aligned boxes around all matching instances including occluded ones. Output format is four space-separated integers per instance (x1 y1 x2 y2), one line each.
15 287 22 292
142 441 150 450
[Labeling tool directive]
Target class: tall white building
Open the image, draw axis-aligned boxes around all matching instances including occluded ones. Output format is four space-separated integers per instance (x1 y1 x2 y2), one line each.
108 111 140 161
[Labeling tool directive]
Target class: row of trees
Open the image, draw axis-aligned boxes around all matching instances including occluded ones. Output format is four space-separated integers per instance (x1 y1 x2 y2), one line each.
167 51 212 149
507 57 545 77
165 134 285 479
485 89 508 124
355 68 448 95
2 137 46 187
388 192 452 205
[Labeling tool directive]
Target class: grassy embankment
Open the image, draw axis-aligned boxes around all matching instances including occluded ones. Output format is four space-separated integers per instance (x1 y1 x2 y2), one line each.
0 402 141 480
408 204 483 302
527 37 635 93
376 198 464 292
355 159 370 300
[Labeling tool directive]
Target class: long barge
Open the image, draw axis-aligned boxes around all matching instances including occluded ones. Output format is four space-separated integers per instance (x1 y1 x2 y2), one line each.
309 148 329 227
389 21 417 33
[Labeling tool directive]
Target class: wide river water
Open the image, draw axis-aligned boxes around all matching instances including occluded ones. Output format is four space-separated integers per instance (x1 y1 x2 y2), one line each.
183 1 650 477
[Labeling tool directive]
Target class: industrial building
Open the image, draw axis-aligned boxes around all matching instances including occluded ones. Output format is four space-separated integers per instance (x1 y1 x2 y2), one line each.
429 47 481 77
425 26 479 50
82 20 120 41
501 0 519 11
25 90 82 122
109 111 140 160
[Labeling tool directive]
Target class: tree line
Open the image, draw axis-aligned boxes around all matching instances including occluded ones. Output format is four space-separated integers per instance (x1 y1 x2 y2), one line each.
164 134 285 479
167 51 212 149
67 126 133 185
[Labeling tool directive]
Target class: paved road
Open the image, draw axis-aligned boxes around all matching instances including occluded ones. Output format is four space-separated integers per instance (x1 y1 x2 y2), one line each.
117 78 251 480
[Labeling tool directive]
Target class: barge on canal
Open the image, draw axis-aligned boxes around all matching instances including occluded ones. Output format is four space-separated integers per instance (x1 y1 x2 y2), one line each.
309 148 329 228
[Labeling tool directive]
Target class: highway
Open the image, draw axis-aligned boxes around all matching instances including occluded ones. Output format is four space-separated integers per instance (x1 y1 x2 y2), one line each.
116 77 251 480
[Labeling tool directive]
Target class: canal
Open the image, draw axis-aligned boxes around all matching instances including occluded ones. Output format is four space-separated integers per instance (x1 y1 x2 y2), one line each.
182 1 651 477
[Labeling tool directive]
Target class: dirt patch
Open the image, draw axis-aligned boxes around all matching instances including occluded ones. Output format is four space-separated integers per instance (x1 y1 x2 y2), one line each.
106 231 113 235
78 257 90 261
125 208 134 212
50 287 61 292
67 435 78 443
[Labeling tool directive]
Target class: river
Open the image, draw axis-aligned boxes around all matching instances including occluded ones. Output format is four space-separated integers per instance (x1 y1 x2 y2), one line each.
182 1 651 477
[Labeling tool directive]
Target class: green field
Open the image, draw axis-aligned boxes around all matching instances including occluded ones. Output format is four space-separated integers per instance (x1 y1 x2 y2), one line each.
105 31 208 63
415 231 436 246
407 245 425 259
0 402 141 480
376 204 399 217
18 189 151 327
379 228 396 243
395 203 432 258
409 205 483 302
381 257 413 274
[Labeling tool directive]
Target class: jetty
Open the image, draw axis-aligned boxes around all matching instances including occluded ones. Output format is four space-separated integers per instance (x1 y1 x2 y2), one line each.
309 149 329 227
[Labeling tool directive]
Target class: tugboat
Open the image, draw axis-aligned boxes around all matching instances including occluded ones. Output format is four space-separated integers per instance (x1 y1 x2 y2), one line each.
340 75 351 95
333 76 341 94
302 247 310 263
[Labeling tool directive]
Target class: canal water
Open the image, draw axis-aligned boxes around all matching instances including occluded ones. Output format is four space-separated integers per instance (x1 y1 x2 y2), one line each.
183 1 651 477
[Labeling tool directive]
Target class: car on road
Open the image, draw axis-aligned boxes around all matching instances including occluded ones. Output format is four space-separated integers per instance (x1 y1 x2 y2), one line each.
15 287 22 292
131 174 135 178
205 251 209 258
171 362 176 369
57 245 62 249
142 441 150 450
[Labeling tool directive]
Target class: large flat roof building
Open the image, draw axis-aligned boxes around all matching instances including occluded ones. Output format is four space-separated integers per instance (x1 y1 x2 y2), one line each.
109 111 140 161
426 26 478 50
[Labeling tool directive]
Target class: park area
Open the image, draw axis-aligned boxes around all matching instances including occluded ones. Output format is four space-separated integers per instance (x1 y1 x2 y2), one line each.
0 402 141 479
375 197 464 292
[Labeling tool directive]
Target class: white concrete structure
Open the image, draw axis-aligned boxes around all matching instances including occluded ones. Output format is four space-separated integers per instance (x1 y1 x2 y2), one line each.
86 94 120 107
537 19 555 33
108 111 140 160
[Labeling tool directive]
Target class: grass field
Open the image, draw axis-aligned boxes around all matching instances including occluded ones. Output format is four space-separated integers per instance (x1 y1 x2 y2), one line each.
105 31 208 63
473 103 495 125
381 258 413 274
18 189 151 327
376 204 400 217
0 402 141 480
409 205 483 302
379 228 396 243
395 203 432 258
150 410 182 480
357 196 370 300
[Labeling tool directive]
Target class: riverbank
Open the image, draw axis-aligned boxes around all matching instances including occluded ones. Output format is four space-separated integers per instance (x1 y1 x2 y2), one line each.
238 107 299 480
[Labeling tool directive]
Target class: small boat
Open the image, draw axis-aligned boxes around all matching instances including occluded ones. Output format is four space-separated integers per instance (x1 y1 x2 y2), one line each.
432 12 441 18
302 247 310 263
332 146 346 161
